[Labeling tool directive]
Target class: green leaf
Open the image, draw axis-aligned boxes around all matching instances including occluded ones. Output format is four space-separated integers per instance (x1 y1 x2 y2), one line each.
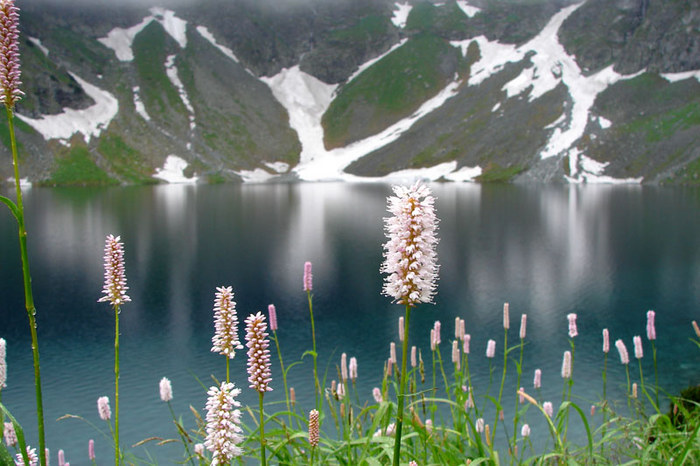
0 401 30 465
0 195 19 222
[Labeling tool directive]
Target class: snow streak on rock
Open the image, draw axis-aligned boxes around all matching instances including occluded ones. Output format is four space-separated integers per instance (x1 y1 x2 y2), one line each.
196 26 239 63
456 1 481 18
391 3 412 29
28 37 49 56
17 74 118 144
133 86 150 121
165 55 196 131
154 155 198 184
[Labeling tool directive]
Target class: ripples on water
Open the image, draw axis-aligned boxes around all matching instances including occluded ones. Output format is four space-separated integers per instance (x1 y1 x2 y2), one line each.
0 183 698 462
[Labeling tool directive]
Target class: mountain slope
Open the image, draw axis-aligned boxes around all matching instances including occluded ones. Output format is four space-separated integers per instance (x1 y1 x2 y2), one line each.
1 0 698 185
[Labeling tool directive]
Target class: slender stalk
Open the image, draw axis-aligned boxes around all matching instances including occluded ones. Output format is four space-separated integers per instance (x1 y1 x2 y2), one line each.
167 402 195 466
114 304 120 466
272 330 291 426
259 392 267 466
392 304 411 466
7 106 47 466
651 341 659 409
493 328 508 441
307 291 320 408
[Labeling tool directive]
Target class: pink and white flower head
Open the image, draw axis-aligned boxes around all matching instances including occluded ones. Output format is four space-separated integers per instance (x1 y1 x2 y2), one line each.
389 342 397 365
543 401 554 418
411 346 417 367
381 182 439 306
211 286 244 359
349 356 358 381
88 439 95 461
451 340 460 370
475 418 484 433
486 339 496 359
615 339 630 365
159 377 173 402
98 235 131 307
503 303 510 330
433 321 441 346
372 387 383 403
521 424 531 438
399 316 405 342
519 314 527 339
0 337 6 389
303 261 313 292
308 409 320 447
567 313 578 338
646 311 656 341
194 443 204 457
268 304 278 332
0 0 24 109
58 449 65 466
97 396 111 421
3 421 16 447
561 351 572 379
463 334 471 354
693 320 700 338
633 336 643 359
602 329 610 353
341 353 348 382
533 368 542 389
245 312 272 393
15 446 37 466
204 382 243 465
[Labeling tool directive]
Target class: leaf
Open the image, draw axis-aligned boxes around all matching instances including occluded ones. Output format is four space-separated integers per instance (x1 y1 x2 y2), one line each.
0 195 19 222
0 401 30 466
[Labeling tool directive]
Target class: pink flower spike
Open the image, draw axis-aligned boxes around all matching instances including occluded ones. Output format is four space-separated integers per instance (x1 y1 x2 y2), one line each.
430 328 436 351
451 340 460 370
519 314 527 339
646 311 656 341
693 320 700 338
521 424 531 438
4 421 17 446
389 342 397 365
303 261 313 292
398 316 404 342
602 329 610 353
268 304 277 332
433 321 441 346
567 313 578 338
98 235 131 307
633 336 643 359
159 377 173 402
615 339 629 365
211 286 244 359
381 182 439 306
97 396 111 421
503 303 510 330
486 339 496 359
561 351 572 379
15 446 37 466
543 401 553 418
475 418 484 433
204 382 244 463
519 387 525 404
0 0 24 109
88 439 95 461
349 357 357 381
58 449 65 466
341 353 348 382
372 387 383 403
533 368 542 389
245 312 272 393
0 337 6 389
308 409 320 447
410 346 417 368
463 334 471 354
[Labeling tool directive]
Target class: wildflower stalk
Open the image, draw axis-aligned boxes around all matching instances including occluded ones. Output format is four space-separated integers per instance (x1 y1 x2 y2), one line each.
392 304 411 466
259 391 267 466
113 304 121 466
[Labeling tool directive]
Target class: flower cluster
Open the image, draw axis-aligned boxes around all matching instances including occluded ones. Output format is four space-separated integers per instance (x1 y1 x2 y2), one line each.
97 235 130 307
159 377 173 402
204 382 243 465
245 312 272 393
381 182 439 306
0 0 23 109
97 396 111 421
15 446 37 466
308 409 319 447
211 286 243 359
0 337 6 389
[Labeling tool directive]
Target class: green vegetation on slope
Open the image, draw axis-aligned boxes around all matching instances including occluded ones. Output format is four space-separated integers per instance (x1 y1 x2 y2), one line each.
405 0 468 37
322 33 461 149
48 144 116 186
97 133 158 184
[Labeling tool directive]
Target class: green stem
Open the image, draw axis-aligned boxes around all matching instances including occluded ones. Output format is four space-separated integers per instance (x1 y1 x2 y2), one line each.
114 305 120 466
7 106 47 466
168 402 195 466
259 392 267 466
273 331 291 426
392 304 411 466
307 291 320 409
226 357 230 384
651 341 659 410
493 328 508 441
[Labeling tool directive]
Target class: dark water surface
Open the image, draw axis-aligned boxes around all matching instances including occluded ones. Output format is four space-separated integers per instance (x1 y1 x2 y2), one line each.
1 183 698 463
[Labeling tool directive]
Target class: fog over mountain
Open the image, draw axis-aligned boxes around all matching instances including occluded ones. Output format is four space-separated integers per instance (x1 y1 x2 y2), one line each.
3 0 699 185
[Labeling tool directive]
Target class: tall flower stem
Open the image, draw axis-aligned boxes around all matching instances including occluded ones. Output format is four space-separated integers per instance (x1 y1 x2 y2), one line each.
259 391 267 466
113 303 120 466
392 304 411 466
5 105 46 466
271 330 291 425
307 291 320 408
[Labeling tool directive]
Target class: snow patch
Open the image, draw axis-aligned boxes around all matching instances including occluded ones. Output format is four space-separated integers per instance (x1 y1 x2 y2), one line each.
99 8 187 62
133 86 150 121
154 155 198 184
196 26 239 63
16 74 118 143
445 165 482 182
5 177 31 187
391 3 413 28
598 116 611 129
265 162 290 174
381 161 458 182
456 1 481 18
346 39 407 84
492 102 501 112
165 55 196 130
661 70 700 83
565 148 642 184
28 37 49 56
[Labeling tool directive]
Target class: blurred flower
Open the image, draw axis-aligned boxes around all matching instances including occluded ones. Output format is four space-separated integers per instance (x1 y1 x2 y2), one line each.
97 235 130 307
519 387 525 404
452 340 460 370
463 334 471 354
503 303 510 330
602 329 610 353
646 310 656 341
632 382 638 399
341 353 348 383
486 339 496 359
349 356 357 381
633 335 643 359
567 313 578 338
615 339 629 365
399 316 404 342
88 439 95 461
519 314 527 339
372 387 383 403
425 419 433 434
211 286 243 359
561 351 572 379
4 421 16 447
0 0 23 109
0 337 6 389
534 368 542 389
97 396 111 421
303 261 313 292
268 304 277 332
159 377 173 402
693 320 700 338
204 382 243 465
308 409 319 447
245 312 272 393
411 346 417 368
543 401 553 418
475 418 484 433
58 449 65 466
15 446 37 466
521 424 531 438
389 342 397 365
381 182 439 306
290 387 296 405
194 443 204 457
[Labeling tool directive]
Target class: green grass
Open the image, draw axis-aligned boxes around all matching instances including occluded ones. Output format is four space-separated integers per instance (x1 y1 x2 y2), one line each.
96 133 158 184
476 163 525 182
47 144 117 186
330 15 391 43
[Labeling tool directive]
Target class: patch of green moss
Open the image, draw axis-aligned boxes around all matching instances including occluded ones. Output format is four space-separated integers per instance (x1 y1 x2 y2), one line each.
331 15 390 42
48 145 116 186
671 156 700 185
476 163 525 183
97 134 156 184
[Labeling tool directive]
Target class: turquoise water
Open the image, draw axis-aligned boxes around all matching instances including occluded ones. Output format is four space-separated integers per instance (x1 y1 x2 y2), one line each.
0 183 698 463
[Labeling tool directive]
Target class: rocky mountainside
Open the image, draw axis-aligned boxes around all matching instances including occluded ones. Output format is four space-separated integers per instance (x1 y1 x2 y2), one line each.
1 0 698 185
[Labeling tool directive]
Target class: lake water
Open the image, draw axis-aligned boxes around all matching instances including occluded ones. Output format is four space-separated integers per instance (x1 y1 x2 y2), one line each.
1 182 699 463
